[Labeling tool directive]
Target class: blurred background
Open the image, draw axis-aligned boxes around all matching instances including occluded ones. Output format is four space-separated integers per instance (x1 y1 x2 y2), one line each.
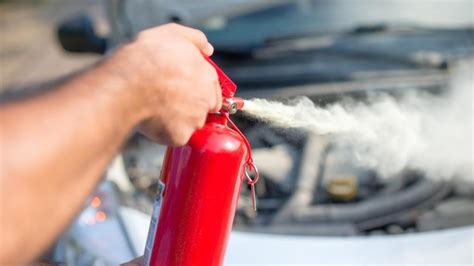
1 0 473 265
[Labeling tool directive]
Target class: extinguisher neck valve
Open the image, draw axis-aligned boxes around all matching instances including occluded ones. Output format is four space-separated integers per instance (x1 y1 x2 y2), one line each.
222 97 244 114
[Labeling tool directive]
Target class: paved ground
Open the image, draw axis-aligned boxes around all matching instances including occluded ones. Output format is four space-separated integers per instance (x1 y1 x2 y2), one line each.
0 0 106 95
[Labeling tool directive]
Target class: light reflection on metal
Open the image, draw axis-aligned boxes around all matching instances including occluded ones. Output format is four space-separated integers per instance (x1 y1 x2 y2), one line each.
96 211 107 222
91 196 101 208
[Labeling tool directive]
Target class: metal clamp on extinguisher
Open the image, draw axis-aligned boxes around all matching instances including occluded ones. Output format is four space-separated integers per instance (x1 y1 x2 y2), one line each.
144 57 258 266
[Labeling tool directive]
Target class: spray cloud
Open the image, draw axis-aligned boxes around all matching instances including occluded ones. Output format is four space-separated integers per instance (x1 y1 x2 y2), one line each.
242 63 473 180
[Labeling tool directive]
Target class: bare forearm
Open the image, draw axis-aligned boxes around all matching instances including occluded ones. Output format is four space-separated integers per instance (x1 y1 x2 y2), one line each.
0 60 145 263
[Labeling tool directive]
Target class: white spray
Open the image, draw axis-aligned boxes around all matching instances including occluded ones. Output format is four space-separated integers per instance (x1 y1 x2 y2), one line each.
242 63 473 180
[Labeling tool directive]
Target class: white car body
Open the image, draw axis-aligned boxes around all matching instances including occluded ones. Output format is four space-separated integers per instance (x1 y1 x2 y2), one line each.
120 207 474 265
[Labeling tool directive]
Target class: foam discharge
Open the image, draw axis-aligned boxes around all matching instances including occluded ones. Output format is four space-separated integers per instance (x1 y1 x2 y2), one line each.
242 63 473 180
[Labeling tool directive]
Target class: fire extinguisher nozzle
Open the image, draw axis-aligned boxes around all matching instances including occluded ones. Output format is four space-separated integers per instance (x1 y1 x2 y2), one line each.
222 97 245 114
233 97 244 110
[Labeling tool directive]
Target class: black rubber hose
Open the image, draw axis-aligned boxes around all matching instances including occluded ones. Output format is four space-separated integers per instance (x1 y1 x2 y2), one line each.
293 179 443 223
356 182 451 231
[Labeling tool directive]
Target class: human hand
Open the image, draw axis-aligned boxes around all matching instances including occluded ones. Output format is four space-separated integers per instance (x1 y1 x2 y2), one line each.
107 23 222 145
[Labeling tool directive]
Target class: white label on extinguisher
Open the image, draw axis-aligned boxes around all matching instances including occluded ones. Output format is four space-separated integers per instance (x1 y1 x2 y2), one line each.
144 181 165 266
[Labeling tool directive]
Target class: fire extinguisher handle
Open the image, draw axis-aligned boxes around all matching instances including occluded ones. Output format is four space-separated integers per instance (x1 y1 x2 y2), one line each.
204 57 237 99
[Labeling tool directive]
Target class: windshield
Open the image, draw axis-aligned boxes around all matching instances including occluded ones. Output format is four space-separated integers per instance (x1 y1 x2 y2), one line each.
201 0 473 49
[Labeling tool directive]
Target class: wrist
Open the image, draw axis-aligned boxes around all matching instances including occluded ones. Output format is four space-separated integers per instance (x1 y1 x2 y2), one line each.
96 51 153 128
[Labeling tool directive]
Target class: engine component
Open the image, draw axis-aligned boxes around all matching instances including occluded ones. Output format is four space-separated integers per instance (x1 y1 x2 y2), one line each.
326 175 358 201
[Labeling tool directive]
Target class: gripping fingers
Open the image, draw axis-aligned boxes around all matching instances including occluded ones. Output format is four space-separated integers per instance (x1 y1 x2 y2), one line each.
212 79 222 112
202 63 221 113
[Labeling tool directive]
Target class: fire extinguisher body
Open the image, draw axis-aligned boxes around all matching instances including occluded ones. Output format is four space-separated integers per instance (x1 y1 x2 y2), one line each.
147 113 248 266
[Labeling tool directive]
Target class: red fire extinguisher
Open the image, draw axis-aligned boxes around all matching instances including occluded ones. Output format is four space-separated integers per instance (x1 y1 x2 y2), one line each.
144 57 259 266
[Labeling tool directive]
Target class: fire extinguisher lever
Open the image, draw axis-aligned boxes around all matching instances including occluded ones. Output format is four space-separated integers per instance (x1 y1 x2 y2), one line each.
204 57 236 99
204 57 244 114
